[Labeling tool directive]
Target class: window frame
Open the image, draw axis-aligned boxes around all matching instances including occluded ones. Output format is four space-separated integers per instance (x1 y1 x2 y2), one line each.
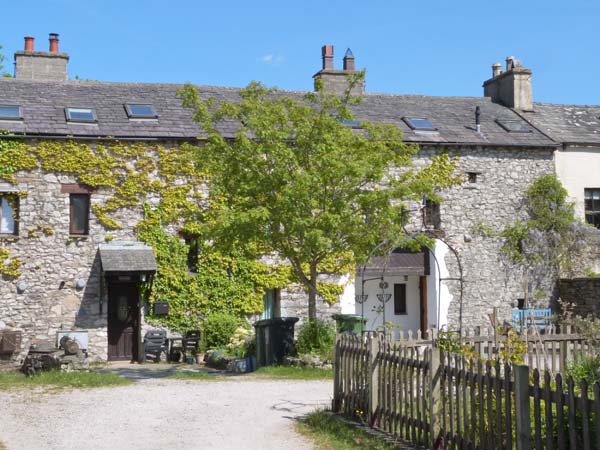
69 193 90 235
584 188 600 229
495 119 532 133
394 283 407 315
424 199 441 229
65 107 97 123
0 105 22 121
0 194 19 236
402 117 437 131
124 103 158 119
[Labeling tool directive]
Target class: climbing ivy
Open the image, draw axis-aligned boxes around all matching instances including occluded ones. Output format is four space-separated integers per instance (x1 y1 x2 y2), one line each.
0 135 300 329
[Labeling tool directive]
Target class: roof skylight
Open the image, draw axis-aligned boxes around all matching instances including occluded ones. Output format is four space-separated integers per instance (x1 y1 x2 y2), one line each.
402 117 436 131
125 104 157 119
65 107 97 123
496 119 531 133
0 105 22 120
339 119 361 128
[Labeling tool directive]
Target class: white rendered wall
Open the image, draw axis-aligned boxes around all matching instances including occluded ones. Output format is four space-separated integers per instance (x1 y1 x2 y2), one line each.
433 240 452 330
338 274 356 314
555 146 600 220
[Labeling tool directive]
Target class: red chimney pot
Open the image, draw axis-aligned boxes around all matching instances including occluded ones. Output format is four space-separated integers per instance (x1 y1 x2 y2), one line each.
24 36 34 52
49 33 59 53
321 45 334 70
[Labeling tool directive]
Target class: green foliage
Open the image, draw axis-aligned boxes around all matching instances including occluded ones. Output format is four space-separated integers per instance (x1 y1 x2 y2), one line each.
202 312 243 350
298 410 397 450
497 327 527 365
295 319 336 361
0 370 131 390
179 77 461 320
254 366 333 380
566 354 600 385
227 326 255 358
436 330 477 359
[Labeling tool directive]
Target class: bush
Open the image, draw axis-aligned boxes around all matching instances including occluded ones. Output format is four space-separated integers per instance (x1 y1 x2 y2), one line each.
202 312 242 350
566 354 600 385
296 319 336 361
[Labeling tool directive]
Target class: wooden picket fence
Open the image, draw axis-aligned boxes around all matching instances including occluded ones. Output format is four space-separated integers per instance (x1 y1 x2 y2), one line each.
333 333 600 450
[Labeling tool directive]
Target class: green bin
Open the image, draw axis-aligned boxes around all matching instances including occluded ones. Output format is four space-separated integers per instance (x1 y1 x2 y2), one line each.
332 314 367 334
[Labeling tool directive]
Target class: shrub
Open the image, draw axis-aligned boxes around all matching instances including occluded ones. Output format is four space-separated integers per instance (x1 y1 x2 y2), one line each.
227 326 255 358
296 319 336 361
202 312 242 350
566 354 600 385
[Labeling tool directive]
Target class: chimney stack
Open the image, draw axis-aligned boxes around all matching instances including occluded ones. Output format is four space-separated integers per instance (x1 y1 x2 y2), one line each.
24 36 35 52
49 33 59 53
343 48 355 71
483 56 533 111
14 33 69 81
322 45 334 70
313 45 364 96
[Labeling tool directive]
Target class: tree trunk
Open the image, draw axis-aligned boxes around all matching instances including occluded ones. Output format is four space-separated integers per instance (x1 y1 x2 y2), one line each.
307 262 318 321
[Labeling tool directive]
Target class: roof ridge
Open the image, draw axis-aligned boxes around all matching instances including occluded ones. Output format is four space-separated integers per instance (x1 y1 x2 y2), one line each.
534 101 600 109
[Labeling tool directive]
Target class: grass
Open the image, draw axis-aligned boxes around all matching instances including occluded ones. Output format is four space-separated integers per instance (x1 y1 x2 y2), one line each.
0 370 131 391
166 370 226 381
252 365 333 380
297 410 401 450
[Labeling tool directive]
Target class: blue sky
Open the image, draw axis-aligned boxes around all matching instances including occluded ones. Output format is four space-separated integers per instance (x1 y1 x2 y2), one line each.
2 0 600 105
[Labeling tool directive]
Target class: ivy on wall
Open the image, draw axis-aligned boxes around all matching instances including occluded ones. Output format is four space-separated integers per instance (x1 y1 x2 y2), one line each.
0 135 342 329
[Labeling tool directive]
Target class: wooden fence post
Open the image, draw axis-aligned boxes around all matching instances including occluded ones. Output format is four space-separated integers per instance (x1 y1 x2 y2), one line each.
430 347 442 448
514 365 531 450
368 335 379 425
333 334 341 412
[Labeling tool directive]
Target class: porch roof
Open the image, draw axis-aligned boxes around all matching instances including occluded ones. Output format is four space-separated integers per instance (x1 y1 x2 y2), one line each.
357 252 426 277
99 242 157 273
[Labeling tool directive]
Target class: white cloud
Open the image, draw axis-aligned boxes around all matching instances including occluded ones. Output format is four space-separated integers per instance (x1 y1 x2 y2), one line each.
259 54 284 65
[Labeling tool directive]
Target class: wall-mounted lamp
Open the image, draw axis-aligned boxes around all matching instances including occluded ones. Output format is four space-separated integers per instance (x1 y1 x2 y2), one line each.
75 278 85 290
16 282 27 294
140 274 147 282
378 280 388 289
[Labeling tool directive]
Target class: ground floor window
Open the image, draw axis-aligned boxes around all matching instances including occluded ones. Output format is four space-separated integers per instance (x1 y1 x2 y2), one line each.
394 283 407 315
585 188 600 228
0 194 18 235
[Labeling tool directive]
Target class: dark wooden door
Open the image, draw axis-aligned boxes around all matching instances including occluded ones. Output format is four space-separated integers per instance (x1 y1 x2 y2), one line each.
107 283 139 361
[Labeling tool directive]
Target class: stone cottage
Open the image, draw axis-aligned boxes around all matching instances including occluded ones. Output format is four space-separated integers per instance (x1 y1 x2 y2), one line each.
0 34 574 363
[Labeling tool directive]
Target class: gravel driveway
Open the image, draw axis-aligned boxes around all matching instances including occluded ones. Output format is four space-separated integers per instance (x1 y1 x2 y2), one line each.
0 374 332 450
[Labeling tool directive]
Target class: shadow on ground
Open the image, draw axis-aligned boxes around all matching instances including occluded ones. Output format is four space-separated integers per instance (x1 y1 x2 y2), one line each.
96 363 232 381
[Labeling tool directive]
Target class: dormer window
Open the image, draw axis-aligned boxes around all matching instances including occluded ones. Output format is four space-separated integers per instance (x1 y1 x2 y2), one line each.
124 104 158 119
402 117 436 131
0 105 22 121
65 108 97 123
496 119 531 133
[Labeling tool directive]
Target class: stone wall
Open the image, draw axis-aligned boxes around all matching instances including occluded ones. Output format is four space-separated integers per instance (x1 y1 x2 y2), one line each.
414 146 555 330
559 278 600 317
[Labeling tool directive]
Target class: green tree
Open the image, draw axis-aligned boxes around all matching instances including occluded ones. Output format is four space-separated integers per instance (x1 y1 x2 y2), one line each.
179 75 461 321
0 45 11 77
500 174 599 306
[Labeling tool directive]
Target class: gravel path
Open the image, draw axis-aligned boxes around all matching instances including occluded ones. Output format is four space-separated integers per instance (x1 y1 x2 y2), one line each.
0 376 332 450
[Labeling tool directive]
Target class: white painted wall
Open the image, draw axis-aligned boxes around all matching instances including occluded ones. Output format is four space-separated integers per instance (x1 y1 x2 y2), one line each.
338 274 356 314
433 240 453 330
555 146 600 220
355 274 422 333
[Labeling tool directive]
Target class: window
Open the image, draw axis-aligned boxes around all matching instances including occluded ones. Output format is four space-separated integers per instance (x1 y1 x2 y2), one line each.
0 105 22 120
124 104 157 119
339 119 361 128
261 288 280 320
424 199 441 229
69 194 90 235
496 119 531 133
403 117 437 131
394 284 407 315
585 188 600 228
185 237 199 273
65 108 97 123
0 195 18 235
467 172 478 183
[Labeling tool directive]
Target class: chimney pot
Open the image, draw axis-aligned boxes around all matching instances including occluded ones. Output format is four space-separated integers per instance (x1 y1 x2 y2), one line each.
321 45 334 70
505 56 515 72
24 36 34 52
343 48 355 72
49 33 60 53
492 63 502 78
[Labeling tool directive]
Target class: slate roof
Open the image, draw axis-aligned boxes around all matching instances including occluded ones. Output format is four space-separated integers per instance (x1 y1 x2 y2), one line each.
0 77 556 147
523 103 600 145
358 252 426 277
99 242 157 273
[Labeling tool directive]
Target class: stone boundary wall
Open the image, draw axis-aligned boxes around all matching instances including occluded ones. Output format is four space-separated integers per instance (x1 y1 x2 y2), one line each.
559 278 600 317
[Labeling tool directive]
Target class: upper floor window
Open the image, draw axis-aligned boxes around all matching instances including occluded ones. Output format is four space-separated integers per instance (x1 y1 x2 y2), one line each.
403 117 437 131
65 107 97 123
585 188 600 228
0 195 18 235
496 119 531 133
424 199 441 229
185 237 199 273
69 194 90 235
124 104 157 119
0 105 22 121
